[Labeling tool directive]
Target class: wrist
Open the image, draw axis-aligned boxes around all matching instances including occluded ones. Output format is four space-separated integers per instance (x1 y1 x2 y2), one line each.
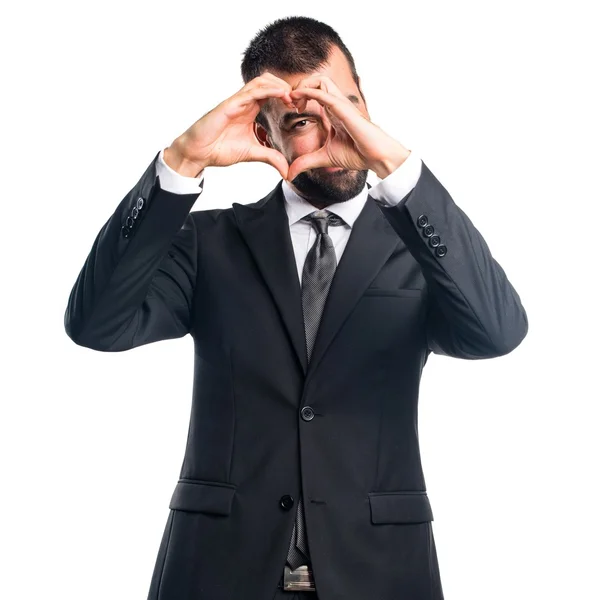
164 144 206 178
372 145 411 179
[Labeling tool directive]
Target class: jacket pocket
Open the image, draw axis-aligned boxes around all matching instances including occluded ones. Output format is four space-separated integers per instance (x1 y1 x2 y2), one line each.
368 490 434 524
168 478 237 515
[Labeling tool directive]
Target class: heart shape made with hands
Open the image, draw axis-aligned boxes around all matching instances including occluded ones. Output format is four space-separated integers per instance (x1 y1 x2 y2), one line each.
283 75 379 182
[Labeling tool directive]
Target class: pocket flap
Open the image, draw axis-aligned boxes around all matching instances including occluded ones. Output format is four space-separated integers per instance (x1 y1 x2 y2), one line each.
169 478 236 515
368 491 434 524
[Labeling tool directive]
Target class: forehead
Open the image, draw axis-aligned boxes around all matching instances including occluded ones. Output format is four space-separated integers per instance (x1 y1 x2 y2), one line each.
272 45 355 88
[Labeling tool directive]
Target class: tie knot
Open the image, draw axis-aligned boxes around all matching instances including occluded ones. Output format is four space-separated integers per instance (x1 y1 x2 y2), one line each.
302 210 345 235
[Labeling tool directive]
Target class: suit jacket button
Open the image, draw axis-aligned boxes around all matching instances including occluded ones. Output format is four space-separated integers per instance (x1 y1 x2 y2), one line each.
429 235 441 247
280 495 294 510
301 406 314 421
435 245 447 257
121 225 131 238
417 214 428 227
137 197 144 210
125 216 134 228
423 224 434 237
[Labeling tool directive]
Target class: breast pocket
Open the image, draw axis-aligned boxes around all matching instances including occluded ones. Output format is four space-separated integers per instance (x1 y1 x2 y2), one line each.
363 288 422 298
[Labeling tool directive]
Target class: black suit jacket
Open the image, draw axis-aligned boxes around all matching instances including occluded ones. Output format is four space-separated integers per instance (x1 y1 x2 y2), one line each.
64 151 528 600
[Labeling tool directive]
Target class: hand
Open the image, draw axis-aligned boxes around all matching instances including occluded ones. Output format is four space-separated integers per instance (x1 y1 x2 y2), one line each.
166 73 297 180
285 75 411 182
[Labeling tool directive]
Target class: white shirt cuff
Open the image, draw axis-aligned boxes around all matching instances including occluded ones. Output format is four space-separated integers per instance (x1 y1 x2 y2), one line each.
156 147 205 195
368 150 422 207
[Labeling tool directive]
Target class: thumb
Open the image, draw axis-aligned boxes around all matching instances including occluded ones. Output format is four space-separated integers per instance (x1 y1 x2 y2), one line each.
286 148 330 183
246 146 289 180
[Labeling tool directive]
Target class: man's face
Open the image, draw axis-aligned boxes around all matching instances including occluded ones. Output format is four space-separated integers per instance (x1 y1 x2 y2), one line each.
255 45 370 208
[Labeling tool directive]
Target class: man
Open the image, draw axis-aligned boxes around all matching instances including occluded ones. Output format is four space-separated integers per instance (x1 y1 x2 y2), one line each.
64 15 528 600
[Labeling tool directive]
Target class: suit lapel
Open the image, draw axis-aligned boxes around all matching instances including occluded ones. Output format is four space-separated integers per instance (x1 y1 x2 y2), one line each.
232 181 400 379
233 182 308 375
305 182 400 379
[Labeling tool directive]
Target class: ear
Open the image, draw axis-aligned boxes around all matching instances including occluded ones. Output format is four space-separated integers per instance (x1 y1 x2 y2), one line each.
254 122 271 147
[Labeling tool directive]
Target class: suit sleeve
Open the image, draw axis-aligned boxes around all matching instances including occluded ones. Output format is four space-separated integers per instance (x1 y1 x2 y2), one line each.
374 161 528 359
64 150 204 352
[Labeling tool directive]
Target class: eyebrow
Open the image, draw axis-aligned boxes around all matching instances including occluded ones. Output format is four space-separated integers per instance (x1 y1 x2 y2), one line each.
278 94 361 129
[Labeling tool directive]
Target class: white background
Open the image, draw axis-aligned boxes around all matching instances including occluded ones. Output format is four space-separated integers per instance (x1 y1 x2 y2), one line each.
2 1 598 599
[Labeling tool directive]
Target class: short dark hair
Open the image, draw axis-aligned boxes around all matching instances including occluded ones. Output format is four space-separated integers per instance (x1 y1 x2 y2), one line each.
240 16 362 135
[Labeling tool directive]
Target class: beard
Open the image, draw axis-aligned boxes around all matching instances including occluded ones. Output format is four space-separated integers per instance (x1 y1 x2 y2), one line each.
289 167 369 207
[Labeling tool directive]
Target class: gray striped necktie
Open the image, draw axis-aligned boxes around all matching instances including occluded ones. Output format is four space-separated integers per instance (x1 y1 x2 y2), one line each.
286 209 346 571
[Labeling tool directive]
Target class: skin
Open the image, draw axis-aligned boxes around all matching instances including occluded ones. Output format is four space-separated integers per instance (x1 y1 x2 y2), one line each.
254 46 371 210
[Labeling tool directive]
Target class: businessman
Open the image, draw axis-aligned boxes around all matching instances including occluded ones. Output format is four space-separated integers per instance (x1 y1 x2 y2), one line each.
64 15 528 600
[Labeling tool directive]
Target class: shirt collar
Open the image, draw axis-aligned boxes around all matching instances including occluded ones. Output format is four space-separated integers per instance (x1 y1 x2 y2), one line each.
281 178 369 228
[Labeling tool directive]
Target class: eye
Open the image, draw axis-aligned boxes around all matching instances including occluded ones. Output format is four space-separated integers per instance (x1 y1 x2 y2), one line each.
291 119 309 130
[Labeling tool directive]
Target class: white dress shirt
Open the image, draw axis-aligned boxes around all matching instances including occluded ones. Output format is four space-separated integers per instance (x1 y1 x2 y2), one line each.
155 147 422 284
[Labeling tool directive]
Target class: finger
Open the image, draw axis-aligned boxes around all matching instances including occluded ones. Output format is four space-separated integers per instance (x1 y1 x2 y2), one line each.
289 88 344 130
289 86 344 112
286 147 332 182
252 73 295 105
289 87 369 139
246 146 289 180
243 73 287 90
259 72 294 93
238 86 295 109
292 75 342 95
243 86 291 102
